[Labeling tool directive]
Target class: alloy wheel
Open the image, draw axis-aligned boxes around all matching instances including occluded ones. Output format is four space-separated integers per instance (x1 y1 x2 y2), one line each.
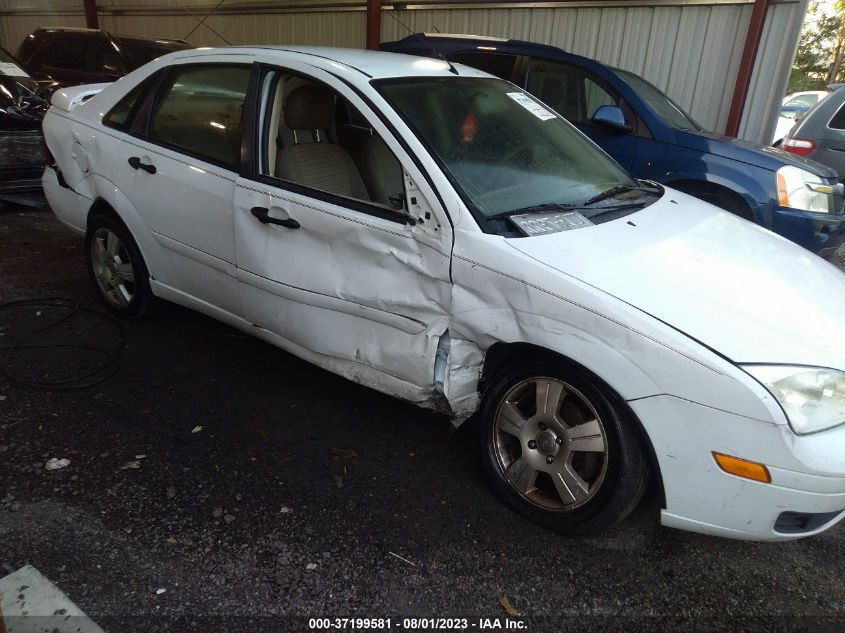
492 377 609 511
90 227 136 309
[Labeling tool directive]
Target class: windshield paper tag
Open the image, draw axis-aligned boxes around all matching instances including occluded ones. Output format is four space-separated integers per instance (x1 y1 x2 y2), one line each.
0 62 27 77
507 92 556 121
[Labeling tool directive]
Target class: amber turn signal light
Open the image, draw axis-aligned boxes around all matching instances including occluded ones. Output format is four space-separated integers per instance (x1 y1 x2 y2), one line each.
712 452 771 483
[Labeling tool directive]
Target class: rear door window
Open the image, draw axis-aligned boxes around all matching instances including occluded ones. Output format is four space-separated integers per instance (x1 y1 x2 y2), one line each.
148 64 251 169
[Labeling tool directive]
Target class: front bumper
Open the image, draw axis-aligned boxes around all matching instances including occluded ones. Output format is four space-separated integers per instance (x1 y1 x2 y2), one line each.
766 203 845 257
630 395 845 541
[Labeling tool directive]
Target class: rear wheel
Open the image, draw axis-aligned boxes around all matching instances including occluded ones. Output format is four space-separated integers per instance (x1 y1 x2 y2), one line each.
85 214 156 318
479 361 648 535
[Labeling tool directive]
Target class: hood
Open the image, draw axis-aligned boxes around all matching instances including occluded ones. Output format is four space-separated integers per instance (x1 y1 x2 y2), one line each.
507 190 845 370
675 128 838 179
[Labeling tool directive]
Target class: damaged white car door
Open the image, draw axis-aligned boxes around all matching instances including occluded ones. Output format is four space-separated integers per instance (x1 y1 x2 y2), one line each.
233 61 454 408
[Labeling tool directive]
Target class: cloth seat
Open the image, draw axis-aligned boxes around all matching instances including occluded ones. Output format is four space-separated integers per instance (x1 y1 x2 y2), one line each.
276 85 368 200
356 131 404 207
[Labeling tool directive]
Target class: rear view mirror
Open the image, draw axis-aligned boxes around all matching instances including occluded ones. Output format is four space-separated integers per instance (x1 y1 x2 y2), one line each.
591 105 632 133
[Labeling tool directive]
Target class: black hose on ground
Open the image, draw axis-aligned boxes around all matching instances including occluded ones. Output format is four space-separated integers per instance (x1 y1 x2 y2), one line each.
0 297 124 389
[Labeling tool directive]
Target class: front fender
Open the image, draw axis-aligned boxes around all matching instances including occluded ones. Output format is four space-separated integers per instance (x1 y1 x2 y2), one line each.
663 153 772 208
446 232 784 426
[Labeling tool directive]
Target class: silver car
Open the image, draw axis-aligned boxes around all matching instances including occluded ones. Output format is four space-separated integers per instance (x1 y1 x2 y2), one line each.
782 86 845 178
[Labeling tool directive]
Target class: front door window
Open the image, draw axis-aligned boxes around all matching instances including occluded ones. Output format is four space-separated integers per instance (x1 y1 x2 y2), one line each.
256 68 406 215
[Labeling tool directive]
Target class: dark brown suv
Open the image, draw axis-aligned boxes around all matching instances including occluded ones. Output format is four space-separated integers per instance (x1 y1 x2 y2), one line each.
17 27 191 87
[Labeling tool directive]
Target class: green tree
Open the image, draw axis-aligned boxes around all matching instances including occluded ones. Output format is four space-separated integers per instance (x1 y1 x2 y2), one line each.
826 0 845 82
789 2 842 93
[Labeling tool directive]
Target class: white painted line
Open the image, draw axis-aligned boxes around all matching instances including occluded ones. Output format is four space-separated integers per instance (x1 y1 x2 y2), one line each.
0 565 105 633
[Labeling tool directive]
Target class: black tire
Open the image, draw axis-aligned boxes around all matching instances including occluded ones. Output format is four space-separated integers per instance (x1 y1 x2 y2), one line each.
712 191 755 221
479 360 648 536
85 213 157 319
672 181 755 222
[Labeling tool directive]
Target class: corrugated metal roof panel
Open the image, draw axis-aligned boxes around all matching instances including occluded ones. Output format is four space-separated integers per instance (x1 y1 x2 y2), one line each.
739 0 808 143
0 0 808 143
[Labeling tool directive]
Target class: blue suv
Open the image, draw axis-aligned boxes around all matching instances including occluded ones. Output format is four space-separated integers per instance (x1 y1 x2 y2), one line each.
382 34 845 257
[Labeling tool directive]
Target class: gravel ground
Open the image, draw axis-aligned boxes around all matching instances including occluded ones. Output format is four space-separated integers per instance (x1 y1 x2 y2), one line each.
1 208 845 632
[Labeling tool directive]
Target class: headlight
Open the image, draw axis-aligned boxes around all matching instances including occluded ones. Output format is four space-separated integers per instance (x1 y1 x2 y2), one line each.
776 165 833 213
744 365 845 434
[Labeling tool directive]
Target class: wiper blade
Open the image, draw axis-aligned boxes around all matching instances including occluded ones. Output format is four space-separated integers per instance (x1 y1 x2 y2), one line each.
487 202 575 220
582 202 646 222
581 183 655 207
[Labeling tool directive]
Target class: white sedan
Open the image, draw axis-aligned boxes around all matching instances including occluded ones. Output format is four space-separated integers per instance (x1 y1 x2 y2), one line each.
42 46 845 541
773 91 830 144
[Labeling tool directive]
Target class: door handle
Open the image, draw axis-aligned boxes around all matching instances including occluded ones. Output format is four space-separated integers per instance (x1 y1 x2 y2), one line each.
250 206 300 229
128 156 156 174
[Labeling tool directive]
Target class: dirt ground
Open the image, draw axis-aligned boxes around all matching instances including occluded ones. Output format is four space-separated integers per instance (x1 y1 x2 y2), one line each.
1 208 845 632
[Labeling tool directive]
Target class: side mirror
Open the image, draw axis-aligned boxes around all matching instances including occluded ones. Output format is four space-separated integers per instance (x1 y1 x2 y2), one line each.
591 105 632 133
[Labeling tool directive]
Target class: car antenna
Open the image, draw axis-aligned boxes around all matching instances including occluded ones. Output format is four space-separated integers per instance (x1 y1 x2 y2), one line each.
385 10 458 75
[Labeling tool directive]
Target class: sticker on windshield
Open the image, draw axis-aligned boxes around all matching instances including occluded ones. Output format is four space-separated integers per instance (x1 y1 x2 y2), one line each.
0 62 27 77
507 92 556 121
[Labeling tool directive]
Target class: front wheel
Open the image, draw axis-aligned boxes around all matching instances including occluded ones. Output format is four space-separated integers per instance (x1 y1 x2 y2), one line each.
479 361 648 536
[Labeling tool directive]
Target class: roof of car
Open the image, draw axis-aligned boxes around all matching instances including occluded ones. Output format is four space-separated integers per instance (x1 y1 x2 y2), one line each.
384 32 570 58
34 27 188 46
171 45 483 80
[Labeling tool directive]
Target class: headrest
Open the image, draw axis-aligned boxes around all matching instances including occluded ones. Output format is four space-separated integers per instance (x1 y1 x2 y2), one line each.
284 85 335 130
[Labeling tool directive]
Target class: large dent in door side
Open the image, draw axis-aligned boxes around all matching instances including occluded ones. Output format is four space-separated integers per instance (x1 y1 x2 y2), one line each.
233 178 456 413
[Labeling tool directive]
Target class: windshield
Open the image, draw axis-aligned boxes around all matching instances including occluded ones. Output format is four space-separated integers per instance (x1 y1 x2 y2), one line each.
376 77 640 221
613 69 700 131
0 48 29 77
785 93 822 108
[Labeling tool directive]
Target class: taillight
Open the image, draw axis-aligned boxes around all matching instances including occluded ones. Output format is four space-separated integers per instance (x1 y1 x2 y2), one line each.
782 138 817 156
41 133 55 166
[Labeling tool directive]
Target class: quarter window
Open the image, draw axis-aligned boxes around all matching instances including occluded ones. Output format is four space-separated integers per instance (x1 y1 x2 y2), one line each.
829 103 845 130
103 80 149 130
149 65 251 169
